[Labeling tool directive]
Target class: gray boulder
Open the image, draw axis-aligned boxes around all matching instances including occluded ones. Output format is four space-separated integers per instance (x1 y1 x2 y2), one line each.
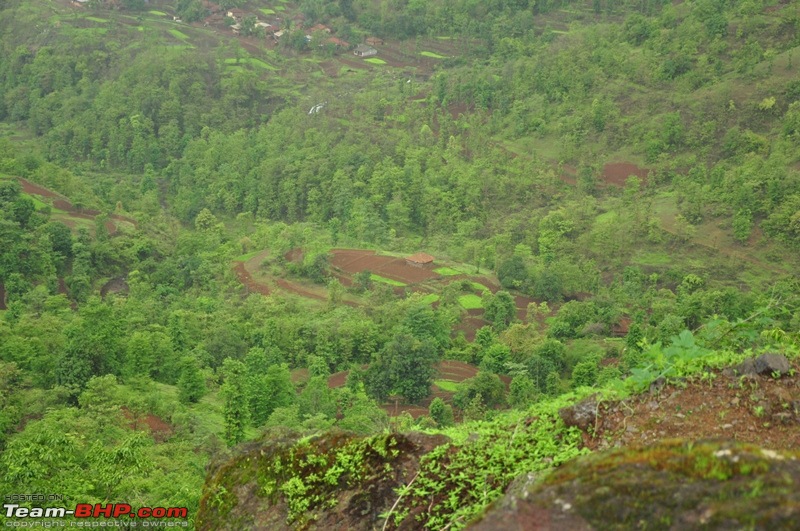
754 353 791 376
558 395 598 431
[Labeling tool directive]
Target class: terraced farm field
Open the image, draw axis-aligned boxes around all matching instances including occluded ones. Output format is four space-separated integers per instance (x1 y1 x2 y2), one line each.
17 178 137 235
325 360 482 418
330 249 439 284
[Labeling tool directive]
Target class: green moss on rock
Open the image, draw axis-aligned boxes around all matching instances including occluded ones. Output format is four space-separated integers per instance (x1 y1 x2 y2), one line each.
470 439 800 530
196 429 448 530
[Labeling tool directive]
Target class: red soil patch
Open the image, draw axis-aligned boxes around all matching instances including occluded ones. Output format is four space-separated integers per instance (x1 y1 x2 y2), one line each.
456 314 489 342
467 276 501 293
330 270 354 287
19 178 63 200
284 248 304 263
447 101 473 120
337 57 371 71
601 162 650 187
593 363 800 452
330 249 438 284
318 61 343 77
233 262 271 296
554 162 650 188
382 385 459 419
746 225 765 247
122 407 173 443
611 317 631 337
234 250 359 306
560 164 578 186
514 294 537 320
100 277 129 297
52 199 72 210
328 370 349 389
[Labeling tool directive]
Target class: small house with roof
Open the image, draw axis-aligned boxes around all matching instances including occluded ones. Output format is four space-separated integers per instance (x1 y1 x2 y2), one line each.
406 253 435 268
354 44 377 57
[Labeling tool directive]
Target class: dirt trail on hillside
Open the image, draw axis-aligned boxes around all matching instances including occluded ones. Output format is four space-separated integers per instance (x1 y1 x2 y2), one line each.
233 262 271 296
18 178 137 234
234 250 359 306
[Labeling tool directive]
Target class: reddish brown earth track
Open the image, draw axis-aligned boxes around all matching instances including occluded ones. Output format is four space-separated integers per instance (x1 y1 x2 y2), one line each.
233 262 271 296
122 407 173 443
0 283 6 310
18 178 137 234
233 257 359 306
238 249 531 342
276 278 359 307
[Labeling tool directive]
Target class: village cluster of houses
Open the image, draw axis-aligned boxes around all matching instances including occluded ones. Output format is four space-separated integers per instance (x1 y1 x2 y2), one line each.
68 0 384 57
200 1 382 56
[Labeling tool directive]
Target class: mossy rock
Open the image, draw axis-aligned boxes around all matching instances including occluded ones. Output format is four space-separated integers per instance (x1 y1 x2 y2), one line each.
197 429 449 530
469 439 800 530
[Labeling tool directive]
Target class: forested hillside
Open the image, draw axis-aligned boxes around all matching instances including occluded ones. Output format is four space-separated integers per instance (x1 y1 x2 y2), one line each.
0 0 799 528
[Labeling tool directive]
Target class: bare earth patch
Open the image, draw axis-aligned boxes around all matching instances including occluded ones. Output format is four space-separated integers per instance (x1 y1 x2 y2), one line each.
591 363 800 452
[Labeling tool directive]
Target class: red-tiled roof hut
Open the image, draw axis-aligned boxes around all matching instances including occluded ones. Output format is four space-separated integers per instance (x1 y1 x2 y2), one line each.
406 252 435 268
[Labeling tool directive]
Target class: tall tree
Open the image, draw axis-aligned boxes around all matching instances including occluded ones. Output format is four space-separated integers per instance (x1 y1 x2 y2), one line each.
482 290 517 331
365 332 439 403
220 358 249 446
177 357 206 404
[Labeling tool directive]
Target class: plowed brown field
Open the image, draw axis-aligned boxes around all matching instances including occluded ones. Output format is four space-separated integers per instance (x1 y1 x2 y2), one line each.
330 249 438 284
437 360 480 381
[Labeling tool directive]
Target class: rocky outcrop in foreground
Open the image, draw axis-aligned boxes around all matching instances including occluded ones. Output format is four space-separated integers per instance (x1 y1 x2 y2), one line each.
470 439 800 530
197 356 800 530
196 429 448 530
